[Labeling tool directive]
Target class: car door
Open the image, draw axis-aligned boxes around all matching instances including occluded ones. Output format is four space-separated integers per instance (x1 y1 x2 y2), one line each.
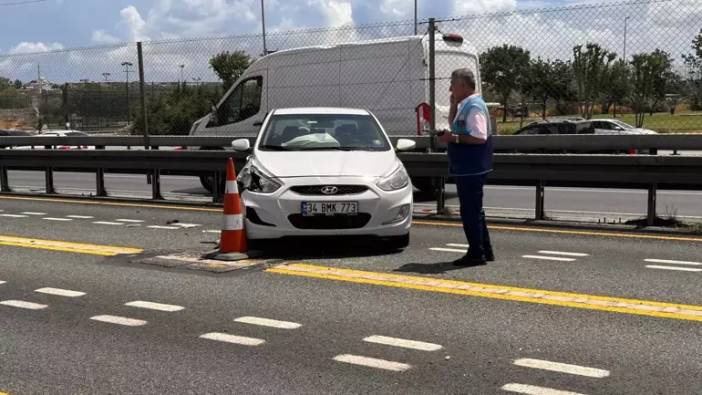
201 75 266 137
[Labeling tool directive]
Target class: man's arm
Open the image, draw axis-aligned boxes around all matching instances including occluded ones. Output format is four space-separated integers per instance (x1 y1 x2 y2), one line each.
454 109 488 145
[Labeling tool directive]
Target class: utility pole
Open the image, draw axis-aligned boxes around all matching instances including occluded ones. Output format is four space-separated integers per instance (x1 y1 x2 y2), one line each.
414 0 417 35
623 16 630 61
121 61 133 124
261 0 268 55
102 72 111 82
179 64 185 87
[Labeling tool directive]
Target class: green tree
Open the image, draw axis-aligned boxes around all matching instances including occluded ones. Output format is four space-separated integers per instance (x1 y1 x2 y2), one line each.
550 60 576 115
629 50 674 127
602 59 630 116
524 57 552 119
572 43 616 119
682 28 702 110
14 79 22 89
209 50 252 92
133 84 220 135
480 45 531 122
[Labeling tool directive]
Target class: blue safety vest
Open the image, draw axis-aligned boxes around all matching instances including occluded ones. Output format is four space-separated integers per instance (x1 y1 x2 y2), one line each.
447 95 494 176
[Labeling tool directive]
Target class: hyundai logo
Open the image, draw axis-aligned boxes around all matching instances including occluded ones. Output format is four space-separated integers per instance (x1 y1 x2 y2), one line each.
320 186 339 195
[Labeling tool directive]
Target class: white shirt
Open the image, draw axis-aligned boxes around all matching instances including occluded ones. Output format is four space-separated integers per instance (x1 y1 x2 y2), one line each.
453 94 489 140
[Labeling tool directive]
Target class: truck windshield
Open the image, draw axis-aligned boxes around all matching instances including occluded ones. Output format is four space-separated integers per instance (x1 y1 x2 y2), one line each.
259 114 391 151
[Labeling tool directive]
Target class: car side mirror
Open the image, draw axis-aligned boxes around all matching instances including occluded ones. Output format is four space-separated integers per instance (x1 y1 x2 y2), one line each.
231 138 251 152
396 138 416 152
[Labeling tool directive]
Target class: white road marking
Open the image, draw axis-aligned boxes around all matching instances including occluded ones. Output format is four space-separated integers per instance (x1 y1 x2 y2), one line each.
514 358 610 378
333 354 411 372
21 212 47 215
645 265 702 273
125 301 184 312
0 300 48 310
522 255 576 262
538 251 589 257
92 221 124 226
35 287 85 297
147 225 180 230
234 316 302 329
0 281 5 285
171 223 201 228
430 247 467 253
43 217 73 222
0 214 28 218
645 259 701 266
203 230 221 234
115 219 145 223
501 383 586 395
90 315 147 326
446 243 469 248
363 335 443 351
66 215 94 219
199 332 265 346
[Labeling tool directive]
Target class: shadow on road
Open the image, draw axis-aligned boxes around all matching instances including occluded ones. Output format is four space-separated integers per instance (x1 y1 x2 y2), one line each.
393 262 470 274
250 236 404 260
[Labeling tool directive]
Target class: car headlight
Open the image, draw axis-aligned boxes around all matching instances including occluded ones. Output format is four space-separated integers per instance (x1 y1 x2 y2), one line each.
377 164 410 191
237 165 281 193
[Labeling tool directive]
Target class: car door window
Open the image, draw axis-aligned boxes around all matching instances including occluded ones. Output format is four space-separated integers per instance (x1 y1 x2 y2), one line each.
217 77 262 126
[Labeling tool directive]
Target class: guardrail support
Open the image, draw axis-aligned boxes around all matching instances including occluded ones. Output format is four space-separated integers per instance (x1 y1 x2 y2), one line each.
212 171 222 203
535 181 545 221
45 168 56 194
151 169 163 200
647 184 657 226
96 168 107 197
0 166 10 192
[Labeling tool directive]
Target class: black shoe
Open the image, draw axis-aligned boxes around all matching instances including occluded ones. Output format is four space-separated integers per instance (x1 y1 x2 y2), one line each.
485 252 495 262
453 255 487 267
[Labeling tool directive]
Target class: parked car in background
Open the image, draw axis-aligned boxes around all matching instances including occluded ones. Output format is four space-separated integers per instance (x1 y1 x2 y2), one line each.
33 130 91 150
231 107 414 249
514 119 657 136
0 129 34 149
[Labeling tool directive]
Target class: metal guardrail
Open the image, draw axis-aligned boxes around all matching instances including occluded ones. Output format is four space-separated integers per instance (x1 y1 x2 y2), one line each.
2 142 702 225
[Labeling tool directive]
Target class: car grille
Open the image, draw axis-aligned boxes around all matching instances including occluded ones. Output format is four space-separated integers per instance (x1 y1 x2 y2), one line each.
290 185 368 195
288 213 372 229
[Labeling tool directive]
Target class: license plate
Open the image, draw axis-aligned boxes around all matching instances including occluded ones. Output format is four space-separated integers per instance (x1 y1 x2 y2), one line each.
301 201 358 216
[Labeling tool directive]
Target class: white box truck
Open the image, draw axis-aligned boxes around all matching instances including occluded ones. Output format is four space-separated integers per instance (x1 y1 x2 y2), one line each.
190 33 482 191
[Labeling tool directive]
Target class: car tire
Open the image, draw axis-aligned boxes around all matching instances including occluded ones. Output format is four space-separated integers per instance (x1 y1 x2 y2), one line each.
387 233 410 250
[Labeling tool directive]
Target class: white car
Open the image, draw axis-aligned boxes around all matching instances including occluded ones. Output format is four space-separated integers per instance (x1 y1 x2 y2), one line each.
232 108 414 248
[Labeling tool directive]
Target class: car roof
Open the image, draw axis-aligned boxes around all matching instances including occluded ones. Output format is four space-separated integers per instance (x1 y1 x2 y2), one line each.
273 107 371 116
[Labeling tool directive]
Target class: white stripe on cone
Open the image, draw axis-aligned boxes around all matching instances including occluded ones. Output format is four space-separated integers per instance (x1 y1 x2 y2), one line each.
223 214 244 231
226 180 238 194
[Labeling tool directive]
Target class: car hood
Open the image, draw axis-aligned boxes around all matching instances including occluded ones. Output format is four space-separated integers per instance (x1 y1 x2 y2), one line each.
253 150 398 178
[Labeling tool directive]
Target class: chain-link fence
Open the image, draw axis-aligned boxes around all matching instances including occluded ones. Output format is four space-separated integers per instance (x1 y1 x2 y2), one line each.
0 0 700 135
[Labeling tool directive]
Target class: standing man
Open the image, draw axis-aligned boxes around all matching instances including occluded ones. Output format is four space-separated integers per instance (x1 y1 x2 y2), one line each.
438 68 494 266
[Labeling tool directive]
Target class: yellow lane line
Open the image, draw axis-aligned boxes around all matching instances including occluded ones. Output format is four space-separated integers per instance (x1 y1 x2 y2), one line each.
0 195 220 212
0 235 143 256
414 220 702 242
267 263 702 323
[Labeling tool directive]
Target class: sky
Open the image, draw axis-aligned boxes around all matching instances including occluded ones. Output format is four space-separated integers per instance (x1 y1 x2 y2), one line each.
0 0 699 83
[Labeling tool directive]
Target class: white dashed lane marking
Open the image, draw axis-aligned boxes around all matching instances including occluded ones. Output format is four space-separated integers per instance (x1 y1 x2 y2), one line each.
333 354 411 372
0 300 48 310
645 259 701 266
513 358 610 378
35 287 86 297
21 212 47 216
501 383 585 395
92 221 124 226
66 215 94 219
538 250 589 257
522 255 577 262
116 219 145 223
43 217 73 222
90 315 147 326
430 247 467 253
125 301 185 312
646 265 702 273
171 223 201 228
147 225 180 230
0 214 28 218
362 335 443 351
446 243 469 248
199 333 265 346
0 280 5 285
234 316 302 329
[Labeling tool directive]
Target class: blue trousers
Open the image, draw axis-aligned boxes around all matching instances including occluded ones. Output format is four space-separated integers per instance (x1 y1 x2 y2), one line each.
455 175 493 258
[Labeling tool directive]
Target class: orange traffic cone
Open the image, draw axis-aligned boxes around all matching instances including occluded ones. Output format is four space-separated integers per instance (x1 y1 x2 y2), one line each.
207 158 250 261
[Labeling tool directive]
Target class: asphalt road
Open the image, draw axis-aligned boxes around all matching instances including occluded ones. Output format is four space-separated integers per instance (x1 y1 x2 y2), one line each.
6 170 702 223
1 196 702 394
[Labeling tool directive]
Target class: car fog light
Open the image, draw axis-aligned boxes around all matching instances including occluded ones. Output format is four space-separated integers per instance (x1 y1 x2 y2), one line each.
383 204 411 225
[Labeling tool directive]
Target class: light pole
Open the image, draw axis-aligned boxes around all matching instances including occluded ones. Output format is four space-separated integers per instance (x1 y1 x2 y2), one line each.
179 64 185 87
623 16 630 61
261 0 268 55
414 0 417 35
102 72 111 82
121 61 133 124
192 77 201 86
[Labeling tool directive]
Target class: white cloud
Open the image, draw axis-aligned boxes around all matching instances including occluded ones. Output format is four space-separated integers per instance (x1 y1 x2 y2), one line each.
91 30 121 45
453 0 517 15
312 0 354 27
8 42 64 54
120 5 150 42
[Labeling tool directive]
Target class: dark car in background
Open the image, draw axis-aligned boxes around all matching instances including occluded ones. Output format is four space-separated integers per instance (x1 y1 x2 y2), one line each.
0 129 33 149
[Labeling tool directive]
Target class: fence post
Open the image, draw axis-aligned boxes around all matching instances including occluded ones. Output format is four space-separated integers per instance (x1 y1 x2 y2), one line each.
0 166 10 192
96 168 107 197
428 18 436 153
45 168 56 194
151 169 163 200
647 184 657 226
535 181 545 221
137 42 149 150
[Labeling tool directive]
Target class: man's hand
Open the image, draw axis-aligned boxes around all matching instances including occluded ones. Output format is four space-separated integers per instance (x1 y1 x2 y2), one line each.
450 93 458 108
437 131 455 144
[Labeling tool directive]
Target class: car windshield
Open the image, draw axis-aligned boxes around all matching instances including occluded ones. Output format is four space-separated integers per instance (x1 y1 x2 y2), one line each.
611 120 634 129
259 114 391 151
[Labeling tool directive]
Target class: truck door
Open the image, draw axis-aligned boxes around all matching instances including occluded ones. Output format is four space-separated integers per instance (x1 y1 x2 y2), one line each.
202 75 266 137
